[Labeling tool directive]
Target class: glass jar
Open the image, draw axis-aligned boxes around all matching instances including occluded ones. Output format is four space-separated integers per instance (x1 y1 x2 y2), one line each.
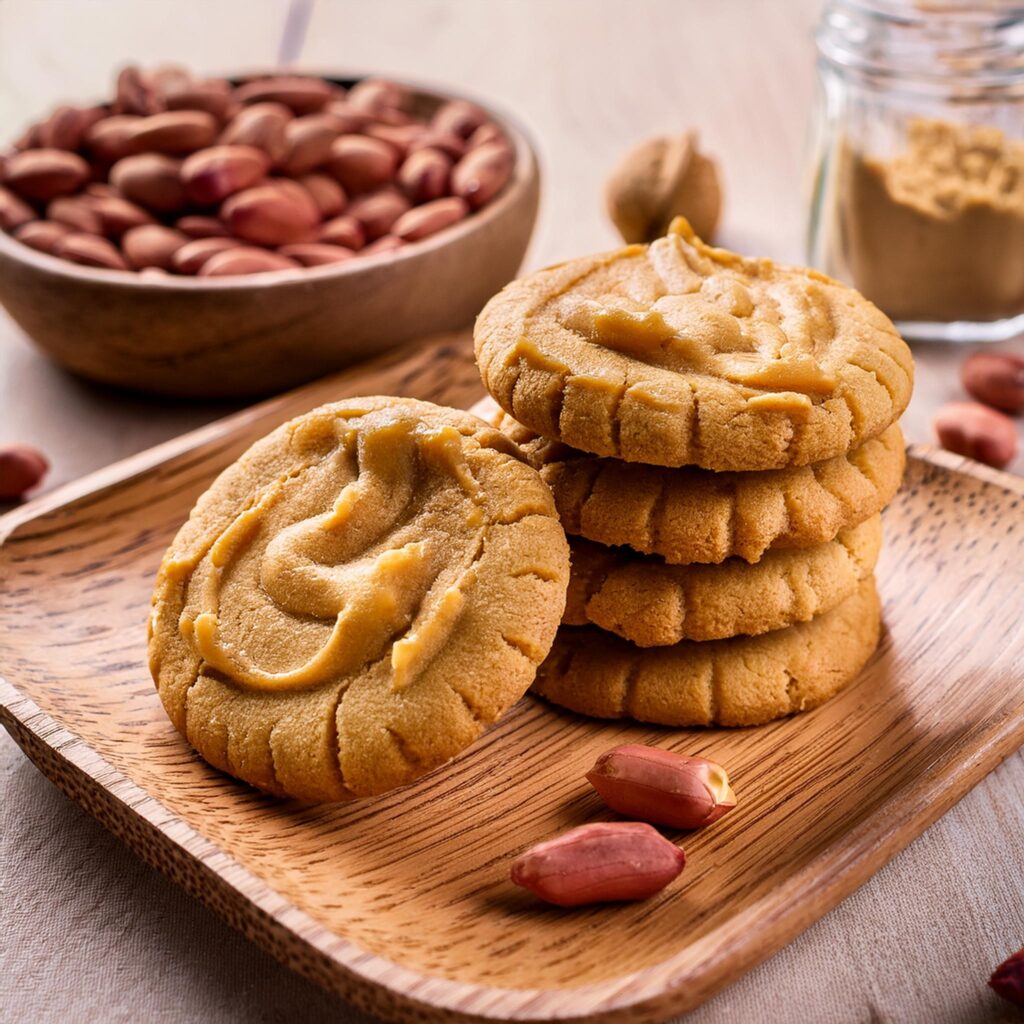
807 0 1024 342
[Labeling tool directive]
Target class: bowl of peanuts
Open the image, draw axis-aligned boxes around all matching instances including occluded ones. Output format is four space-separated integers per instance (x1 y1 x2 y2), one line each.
0 66 539 398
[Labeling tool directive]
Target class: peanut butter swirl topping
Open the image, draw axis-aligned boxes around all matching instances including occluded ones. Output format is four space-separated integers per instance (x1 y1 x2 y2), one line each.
475 218 913 471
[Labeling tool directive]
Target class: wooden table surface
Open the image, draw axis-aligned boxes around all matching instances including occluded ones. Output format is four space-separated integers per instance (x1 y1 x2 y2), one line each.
1 2 1022 1022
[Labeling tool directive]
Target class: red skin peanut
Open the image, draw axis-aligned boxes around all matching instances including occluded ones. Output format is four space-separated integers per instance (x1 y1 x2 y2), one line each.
0 444 49 499
961 352 1024 414
933 402 1018 469
587 744 737 829
510 822 685 907
991 947 1024 1007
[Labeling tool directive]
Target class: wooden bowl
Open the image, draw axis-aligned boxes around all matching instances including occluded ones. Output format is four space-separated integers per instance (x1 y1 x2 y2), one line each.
0 79 539 398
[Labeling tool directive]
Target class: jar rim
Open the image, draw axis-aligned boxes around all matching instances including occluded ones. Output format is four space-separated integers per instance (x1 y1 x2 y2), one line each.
818 0 1024 94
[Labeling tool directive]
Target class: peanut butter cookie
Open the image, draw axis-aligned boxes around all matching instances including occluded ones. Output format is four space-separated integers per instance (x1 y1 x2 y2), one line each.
564 516 881 645
475 218 913 471
534 577 881 727
149 397 570 802
496 406 904 564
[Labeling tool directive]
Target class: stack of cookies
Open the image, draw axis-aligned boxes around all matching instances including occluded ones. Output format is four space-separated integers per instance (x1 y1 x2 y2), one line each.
474 218 913 727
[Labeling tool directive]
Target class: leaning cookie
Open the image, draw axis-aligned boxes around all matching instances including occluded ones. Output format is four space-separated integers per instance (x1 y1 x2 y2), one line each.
534 578 882 727
148 397 570 802
497 407 904 564
564 516 881 645
475 218 913 471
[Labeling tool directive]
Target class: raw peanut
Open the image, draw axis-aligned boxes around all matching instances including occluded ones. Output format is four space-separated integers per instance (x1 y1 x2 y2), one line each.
991 947 1024 1007
52 232 127 270
115 66 165 115
109 154 186 213
0 186 35 230
361 233 406 256
122 224 188 270
220 102 291 164
221 184 320 245
318 214 365 250
451 141 513 209
364 123 426 158
323 100 374 133
267 177 322 214
47 197 103 235
14 220 71 254
38 105 93 151
4 149 90 201
392 196 468 241
408 129 466 161
0 444 48 499
398 148 452 203
369 106 415 128
139 266 169 278
85 115 143 163
198 246 300 276
126 110 218 154
510 822 685 907
281 114 343 175
171 236 242 274
961 351 1024 414
467 122 506 150
348 188 411 240
164 79 233 121
587 745 737 830
934 401 1018 469
432 99 488 140
235 76 334 114
147 64 193 96
326 135 398 193
14 122 42 151
175 214 229 238
347 78 408 114
84 182 117 199
299 173 346 218
86 195 155 238
277 242 355 267
180 145 269 205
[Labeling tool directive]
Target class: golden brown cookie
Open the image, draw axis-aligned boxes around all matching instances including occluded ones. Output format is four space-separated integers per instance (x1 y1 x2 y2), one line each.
497 410 904 564
475 218 913 471
564 516 881 645
534 577 881 727
148 397 570 802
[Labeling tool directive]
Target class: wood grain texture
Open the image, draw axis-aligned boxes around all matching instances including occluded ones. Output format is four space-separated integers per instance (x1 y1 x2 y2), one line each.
2 335 1024 1022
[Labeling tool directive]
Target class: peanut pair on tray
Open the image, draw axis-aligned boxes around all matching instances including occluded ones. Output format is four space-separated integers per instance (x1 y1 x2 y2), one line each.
475 218 913 727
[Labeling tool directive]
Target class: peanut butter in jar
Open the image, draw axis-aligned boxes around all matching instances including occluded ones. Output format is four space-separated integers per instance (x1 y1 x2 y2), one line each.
840 120 1024 323
808 1 1024 342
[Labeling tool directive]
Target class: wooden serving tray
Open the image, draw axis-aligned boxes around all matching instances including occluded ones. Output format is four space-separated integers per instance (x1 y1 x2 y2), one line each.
2 333 1023 1023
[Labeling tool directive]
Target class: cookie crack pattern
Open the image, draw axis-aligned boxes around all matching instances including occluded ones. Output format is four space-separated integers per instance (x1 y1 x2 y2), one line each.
385 726 421 769
848 356 897 409
498 630 539 664
644 474 670 555
180 661 206 734
619 659 642 718
689 383 702 463
707 661 720 726
574 464 605 529
608 380 628 457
